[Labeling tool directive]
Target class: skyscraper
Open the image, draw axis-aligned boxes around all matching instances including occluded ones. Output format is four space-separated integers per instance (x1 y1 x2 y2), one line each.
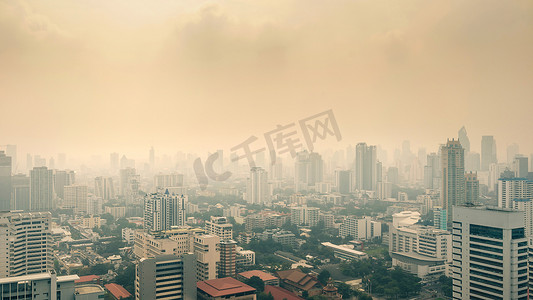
498 177 531 209
95 176 115 200
194 234 220 281
424 152 440 189
54 170 75 200
153 173 184 190
465 172 479 204
30 167 54 211
12 174 30 211
205 216 233 240
246 167 270 205
0 151 12 211
0 211 53 278
135 254 197 300
452 206 528 300
144 191 187 231
513 155 528 178
481 135 497 171
458 126 470 153
355 143 377 191
294 150 310 192
120 168 140 204
217 239 237 278
63 185 88 214
4 145 16 172
507 143 520 165
335 170 352 194
440 139 465 225
110 152 119 172
308 152 324 186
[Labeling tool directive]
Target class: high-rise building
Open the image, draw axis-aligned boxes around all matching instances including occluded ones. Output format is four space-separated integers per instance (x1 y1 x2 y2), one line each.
433 206 447 230
465 152 481 172
95 176 115 200
12 174 30 211
308 152 323 186
63 185 88 214
452 205 528 300
194 234 220 281
290 205 319 226
0 272 86 299
424 152 441 189
120 168 140 204
87 195 103 215
205 216 233 240
26 154 33 171
465 172 479 204
389 225 451 262
4 145 16 172
498 177 531 209
339 216 381 240
154 173 184 190
218 239 237 278
335 170 352 194
0 151 12 211
133 228 205 259
53 170 75 200
135 254 197 300
513 155 529 178
294 151 309 192
246 167 270 205
458 126 470 153
507 143 520 165
30 167 54 211
355 143 377 191
481 135 497 171
440 139 465 226
144 191 187 231
0 211 53 278
488 163 508 192
110 152 119 172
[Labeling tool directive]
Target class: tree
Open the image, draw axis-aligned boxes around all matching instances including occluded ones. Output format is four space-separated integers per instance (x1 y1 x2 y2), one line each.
258 292 274 300
317 270 331 285
245 276 265 292
336 282 353 299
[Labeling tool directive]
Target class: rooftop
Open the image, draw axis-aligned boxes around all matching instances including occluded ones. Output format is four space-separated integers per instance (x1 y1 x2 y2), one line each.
197 277 256 297
76 284 105 295
264 285 304 300
75 275 101 284
0 273 79 284
238 270 277 282
105 283 132 299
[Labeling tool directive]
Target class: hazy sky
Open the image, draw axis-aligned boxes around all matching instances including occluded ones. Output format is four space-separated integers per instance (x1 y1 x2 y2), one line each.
1 0 532 159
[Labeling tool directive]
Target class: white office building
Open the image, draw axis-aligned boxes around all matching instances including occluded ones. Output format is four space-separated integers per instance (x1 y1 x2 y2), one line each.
339 216 381 240
205 216 233 240
452 206 529 300
290 205 320 227
0 211 53 278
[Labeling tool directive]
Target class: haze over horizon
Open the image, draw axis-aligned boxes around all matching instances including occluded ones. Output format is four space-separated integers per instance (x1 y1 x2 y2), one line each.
1 0 532 159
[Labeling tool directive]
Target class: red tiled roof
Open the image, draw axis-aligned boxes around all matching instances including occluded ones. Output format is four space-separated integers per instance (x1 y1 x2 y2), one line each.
264 285 304 300
197 277 256 297
276 269 319 291
238 270 278 282
105 283 132 299
75 275 101 284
